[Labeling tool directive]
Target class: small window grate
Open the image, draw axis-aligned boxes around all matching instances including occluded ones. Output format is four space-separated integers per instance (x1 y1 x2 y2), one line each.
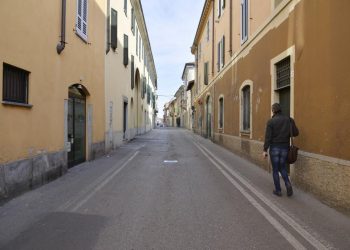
3 63 29 104
276 56 290 89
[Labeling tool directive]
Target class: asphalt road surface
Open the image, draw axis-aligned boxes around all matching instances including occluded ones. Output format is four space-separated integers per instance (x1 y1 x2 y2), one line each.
1 128 350 250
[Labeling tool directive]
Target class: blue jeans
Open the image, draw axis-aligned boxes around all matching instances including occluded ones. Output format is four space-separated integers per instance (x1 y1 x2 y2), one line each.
269 146 291 192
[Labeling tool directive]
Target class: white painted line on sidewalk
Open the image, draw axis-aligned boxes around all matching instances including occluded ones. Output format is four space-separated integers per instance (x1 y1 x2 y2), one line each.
194 140 331 250
193 142 306 250
69 151 140 212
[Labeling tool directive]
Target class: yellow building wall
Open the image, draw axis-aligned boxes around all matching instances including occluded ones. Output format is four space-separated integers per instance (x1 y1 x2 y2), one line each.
0 0 106 164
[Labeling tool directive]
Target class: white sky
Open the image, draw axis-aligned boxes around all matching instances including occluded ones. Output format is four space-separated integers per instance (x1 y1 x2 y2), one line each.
142 0 205 118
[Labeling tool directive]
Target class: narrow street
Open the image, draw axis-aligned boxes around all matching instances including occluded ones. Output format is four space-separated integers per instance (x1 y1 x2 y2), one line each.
0 128 349 250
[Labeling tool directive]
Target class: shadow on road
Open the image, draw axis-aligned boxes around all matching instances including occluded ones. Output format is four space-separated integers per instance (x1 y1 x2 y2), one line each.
1 212 107 250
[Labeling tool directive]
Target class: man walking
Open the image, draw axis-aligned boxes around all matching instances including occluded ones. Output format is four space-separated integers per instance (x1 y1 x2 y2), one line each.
263 103 299 197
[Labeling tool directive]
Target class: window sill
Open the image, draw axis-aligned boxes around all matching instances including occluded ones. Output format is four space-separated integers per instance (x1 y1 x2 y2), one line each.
240 130 251 136
2 101 33 108
75 32 88 44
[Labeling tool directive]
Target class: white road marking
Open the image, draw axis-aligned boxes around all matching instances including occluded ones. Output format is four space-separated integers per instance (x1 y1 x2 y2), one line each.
164 160 178 163
194 140 330 250
69 151 139 212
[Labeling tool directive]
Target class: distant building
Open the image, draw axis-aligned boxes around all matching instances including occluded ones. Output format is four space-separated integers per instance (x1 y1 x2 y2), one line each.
181 63 195 130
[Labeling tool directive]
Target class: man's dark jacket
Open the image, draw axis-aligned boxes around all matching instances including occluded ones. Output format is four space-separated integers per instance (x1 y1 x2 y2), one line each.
263 113 299 151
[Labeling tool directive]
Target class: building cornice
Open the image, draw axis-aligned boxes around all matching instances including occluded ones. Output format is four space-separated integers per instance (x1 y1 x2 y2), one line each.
191 0 212 54
131 0 158 89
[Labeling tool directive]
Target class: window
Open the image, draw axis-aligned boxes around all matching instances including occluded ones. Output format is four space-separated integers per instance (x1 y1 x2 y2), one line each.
139 36 142 61
242 85 251 131
219 97 224 129
204 62 209 85
218 0 225 18
131 55 135 89
141 77 146 99
76 0 88 41
136 27 139 55
206 21 210 42
111 9 118 50
217 36 225 71
131 8 135 34
123 35 129 66
241 0 248 44
147 85 151 105
3 63 29 104
276 56 290 89
124 0 127 15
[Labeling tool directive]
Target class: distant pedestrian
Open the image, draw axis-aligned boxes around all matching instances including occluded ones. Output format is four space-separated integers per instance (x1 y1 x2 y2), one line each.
263 103 299 197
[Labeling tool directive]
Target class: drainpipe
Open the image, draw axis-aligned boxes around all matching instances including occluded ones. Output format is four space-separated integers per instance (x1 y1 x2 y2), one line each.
56 0 66 54
229 0 233 57
106 0 111 54
212 0 215 75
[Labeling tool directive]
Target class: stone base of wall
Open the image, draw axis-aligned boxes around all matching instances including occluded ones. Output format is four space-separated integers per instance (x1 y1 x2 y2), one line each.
0 150 67 202
292 154 350 214
212 132 350 214
90 141 105 161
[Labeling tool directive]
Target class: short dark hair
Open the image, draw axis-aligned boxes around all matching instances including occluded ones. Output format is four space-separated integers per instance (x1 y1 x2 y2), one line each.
272 103 282 114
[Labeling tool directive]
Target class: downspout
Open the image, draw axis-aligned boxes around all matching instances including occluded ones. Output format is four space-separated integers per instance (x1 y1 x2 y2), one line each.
106 0 111 54
212 0 215 75
229 0 233 57
56 0 66 54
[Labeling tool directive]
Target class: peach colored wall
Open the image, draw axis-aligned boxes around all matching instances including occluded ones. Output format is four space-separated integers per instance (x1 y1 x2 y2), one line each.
0 0 106 163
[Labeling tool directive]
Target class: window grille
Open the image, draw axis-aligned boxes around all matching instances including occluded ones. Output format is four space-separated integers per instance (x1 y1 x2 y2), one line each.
276 56 290 89
3 63 29 104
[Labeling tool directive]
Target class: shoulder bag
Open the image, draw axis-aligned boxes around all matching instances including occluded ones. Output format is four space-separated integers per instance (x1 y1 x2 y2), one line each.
287 119 299 164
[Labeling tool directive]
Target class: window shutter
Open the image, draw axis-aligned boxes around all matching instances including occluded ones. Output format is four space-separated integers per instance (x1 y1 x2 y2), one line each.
222 0 226 9
131 55 135 89
218 0 221 17
217 42 221 72
136 28 138 55
111 9 118 50
76 0 88 40
222 36 225 67
131 8 135 34
123 34 129 66
124 0 127 15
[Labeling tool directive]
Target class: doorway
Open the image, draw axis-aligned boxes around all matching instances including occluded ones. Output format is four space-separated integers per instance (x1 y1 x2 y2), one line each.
68 85 86 168
123 101 128 140
206 96 212 138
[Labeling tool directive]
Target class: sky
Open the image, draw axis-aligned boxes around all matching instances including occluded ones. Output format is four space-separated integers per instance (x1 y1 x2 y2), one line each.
141 0 205 119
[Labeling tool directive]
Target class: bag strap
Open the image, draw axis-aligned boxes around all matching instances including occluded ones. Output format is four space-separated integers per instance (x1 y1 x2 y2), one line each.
290 118 294 147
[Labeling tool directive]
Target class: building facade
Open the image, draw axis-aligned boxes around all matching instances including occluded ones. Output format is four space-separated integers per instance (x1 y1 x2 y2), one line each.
191 0 350 212
105 0 157 151
181 63 195 130
0 0 157 200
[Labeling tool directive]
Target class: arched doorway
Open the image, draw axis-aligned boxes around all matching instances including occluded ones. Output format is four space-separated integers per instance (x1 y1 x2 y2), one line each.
135 69 140 135
67 84 89 168
206 95 212 138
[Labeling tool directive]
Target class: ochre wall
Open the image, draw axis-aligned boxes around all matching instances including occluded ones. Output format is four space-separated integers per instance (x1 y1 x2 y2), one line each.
195 0 350 161
0 0 106 163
